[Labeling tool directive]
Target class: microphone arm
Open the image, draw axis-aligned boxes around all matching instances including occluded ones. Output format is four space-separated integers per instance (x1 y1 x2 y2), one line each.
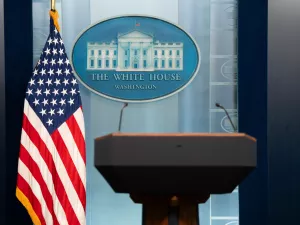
118 103 128 132
215 103 237 132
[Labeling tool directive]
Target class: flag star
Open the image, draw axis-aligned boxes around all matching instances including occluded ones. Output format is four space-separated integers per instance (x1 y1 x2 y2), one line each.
53 38 59 45
43 89 50 96
59 98 66 106
59 39 63 45
54 28 58 34
71 78 77 86
63 78 69 86
46 118 53 126
50 58 56 66
55 69 62 76
28 78 35 86
33 69 38 76
49 108 55 116
42 58 48 66
61 89 67 96
59 48 64 55
65 59 70 65
52 48 58 55
51 99 57 106
42 98 48 106
37 79 44 86
78 90 80 93
40 108 47 116
57 108 64 116
47 38 53 45
52 88 59 96
70 88 77 96
37 59 41 65
45 78 52 86
39 68 46 76
33 98 39 106
26 88 33 96
35 89 42 96
68 98 75 106
54 79 61 86
58 58 64 66
44 48 51 55
48 69 54 76
64 68 70 76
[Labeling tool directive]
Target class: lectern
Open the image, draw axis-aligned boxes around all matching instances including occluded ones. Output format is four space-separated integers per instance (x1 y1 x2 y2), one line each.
94 133 256 225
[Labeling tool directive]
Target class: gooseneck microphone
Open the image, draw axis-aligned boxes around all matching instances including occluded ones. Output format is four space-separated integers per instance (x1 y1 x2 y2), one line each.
215 103 237 132
118 103 128 132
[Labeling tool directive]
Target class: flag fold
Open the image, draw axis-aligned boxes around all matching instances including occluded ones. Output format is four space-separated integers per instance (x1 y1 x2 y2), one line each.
16 11 86 225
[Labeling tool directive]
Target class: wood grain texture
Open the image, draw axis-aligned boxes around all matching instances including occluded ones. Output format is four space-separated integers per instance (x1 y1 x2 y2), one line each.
178 201 199 225
137 196 202 225
143 202 169 225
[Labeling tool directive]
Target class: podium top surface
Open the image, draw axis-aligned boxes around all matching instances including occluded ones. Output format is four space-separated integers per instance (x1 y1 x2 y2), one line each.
95 132 256 142
94 132 256 167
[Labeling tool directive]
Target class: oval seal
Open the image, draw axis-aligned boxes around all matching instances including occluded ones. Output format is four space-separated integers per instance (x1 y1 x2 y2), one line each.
221 58 237 81
71 15 201 103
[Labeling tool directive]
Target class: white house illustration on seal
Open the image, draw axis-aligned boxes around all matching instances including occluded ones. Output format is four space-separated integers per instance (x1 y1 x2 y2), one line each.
86 30 184 71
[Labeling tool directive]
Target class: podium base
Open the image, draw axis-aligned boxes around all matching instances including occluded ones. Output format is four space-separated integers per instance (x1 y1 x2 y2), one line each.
131 195 210 225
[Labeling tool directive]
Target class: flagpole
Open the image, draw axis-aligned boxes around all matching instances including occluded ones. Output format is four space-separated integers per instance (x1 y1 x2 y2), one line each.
49 0 60 32
51 0 56 11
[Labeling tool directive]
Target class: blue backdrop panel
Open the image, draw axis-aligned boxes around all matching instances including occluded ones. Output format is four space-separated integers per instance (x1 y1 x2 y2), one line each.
4 0 33 224
238 0 268 224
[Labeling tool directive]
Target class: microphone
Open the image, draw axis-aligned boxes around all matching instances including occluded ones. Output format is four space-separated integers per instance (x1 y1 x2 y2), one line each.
118 103 128 132
215 103 237 132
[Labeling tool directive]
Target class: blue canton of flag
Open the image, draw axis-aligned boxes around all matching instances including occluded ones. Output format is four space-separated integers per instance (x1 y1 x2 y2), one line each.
26 17 81 134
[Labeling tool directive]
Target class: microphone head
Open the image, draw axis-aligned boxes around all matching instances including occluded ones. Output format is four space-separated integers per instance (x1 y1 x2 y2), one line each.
124 102 128 107
215 103 221 107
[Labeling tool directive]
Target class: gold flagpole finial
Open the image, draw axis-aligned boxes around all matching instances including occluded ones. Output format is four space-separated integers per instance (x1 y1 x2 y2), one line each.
51 0 56 11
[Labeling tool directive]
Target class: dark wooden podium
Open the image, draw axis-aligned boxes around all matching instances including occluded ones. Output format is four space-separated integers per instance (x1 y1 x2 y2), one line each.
94 133 256 225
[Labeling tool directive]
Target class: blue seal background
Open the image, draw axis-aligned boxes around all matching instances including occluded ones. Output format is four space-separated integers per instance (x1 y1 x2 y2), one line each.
72 16 200 102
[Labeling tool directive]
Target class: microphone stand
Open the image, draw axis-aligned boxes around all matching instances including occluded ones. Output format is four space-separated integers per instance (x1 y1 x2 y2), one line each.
118 103 128 132
215 103 237 132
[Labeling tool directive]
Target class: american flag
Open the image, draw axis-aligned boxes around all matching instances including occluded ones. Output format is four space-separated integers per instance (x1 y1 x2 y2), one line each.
16 11 86 225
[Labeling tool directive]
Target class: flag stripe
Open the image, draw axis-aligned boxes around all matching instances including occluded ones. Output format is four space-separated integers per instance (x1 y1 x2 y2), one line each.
20 130 68 225
16 187 42 225
52 128 86 208
73 108 85 140
17 160 51 225
23 100 85 224
19 143 59 225
66 114 86 162
59 119 86 177
21 117 80 225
